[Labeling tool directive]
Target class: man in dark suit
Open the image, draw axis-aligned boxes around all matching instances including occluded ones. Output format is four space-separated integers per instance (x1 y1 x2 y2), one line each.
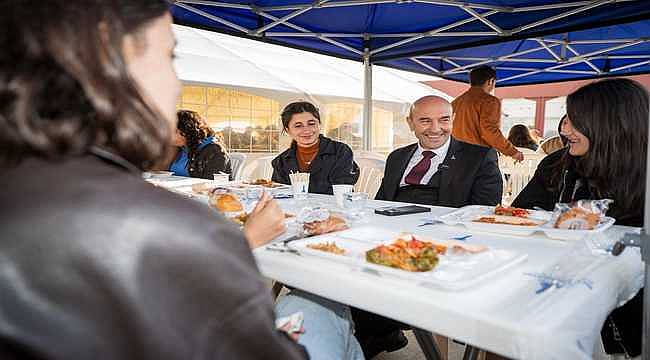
376 95 502 207
355 95 503 359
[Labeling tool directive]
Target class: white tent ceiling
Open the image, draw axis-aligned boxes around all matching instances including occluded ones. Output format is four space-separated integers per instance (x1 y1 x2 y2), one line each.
173 24 451 111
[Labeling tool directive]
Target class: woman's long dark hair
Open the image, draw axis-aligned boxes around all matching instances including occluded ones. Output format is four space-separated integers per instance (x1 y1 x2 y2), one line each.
507 124 537 150
564 78 648 221
0 0 170 169
176 110 216 154
557 114 569 146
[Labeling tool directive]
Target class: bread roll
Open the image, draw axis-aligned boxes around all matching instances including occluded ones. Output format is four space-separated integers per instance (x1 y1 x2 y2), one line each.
211 193 243 212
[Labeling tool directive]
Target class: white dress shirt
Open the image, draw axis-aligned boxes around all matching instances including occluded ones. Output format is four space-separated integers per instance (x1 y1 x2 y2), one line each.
399 137 451 187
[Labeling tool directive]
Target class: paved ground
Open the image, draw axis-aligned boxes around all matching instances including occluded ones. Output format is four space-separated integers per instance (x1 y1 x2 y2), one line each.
375 332 466 360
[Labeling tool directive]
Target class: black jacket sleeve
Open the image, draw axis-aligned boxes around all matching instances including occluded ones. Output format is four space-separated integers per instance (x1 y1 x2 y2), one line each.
329 145 359 186
202 145 230 179
511 166 556 210
511 150 563 210
374 153 393 201
469 149 503 206
374 181 387 201
271 155 290 185
191 143 232 180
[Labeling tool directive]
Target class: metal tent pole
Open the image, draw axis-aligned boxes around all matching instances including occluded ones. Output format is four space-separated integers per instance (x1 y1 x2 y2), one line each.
362 36 373 151
641 102 650 360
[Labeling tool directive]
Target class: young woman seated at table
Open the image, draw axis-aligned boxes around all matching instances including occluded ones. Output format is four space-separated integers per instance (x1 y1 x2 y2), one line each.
169 109 232 179
0 1 363 359
511 78 647 359
272 101 359 194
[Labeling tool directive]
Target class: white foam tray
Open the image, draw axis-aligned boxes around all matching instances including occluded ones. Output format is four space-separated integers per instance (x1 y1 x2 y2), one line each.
286 227 527 291
436 205 615 241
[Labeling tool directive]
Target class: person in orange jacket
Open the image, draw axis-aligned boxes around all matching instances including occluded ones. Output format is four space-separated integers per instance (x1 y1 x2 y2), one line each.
452 66 524 162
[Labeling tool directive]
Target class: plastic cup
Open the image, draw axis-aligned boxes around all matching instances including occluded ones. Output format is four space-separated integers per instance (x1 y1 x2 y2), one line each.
290 173 310 201
343 192 369 222
213 173 230 184
291 181 309 201
332 184 354 208
246 186 264 201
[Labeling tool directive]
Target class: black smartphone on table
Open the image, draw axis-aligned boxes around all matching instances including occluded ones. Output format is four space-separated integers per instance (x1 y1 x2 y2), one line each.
374 205 431 216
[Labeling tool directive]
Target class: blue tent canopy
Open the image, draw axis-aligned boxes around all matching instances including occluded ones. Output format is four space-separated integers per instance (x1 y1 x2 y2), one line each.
172 0 650 85
379 19 650 85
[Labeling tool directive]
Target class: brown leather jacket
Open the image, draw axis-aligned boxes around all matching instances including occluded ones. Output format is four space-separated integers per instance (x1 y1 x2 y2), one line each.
451 86 517 156
0 149 308 360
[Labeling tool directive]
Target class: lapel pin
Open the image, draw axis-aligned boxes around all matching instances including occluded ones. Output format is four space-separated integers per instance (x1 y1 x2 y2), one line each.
450 155 456 160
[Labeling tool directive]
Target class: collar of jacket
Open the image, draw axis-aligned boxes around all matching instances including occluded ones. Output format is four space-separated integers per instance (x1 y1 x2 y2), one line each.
187 137 218 159
399 137 463 182
282 134 336 160
468 86 487 94
89 146 141 174
402 137 463 165
558 153 598 202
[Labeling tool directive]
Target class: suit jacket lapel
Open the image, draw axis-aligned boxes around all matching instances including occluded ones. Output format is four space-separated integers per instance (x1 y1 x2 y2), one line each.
436 138 463 197
386 144 418 199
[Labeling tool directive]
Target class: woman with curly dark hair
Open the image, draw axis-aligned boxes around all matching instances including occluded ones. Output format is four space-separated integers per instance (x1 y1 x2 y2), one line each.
170 109 232 179
507 124 538 151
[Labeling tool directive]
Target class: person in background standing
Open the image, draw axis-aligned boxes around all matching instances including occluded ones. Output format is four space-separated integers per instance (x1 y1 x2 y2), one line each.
452 66 524 162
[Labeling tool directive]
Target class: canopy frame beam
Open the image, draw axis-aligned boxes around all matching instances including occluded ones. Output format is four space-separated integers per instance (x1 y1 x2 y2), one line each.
369 10 500 56
403 37 650 83
443 42 563 75
174 0 647 64
461 6 506 35
565 44 602 74
255 10 363 55
263 31 499 38
411 58 441 74
174 2 252 34
252 4 320 35
510 0 615 35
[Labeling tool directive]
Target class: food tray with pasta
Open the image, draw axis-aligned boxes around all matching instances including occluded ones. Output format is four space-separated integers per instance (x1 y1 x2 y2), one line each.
285 228 527 291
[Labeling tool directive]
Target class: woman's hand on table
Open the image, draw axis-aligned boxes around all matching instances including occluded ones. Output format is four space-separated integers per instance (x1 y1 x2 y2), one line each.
244 192 286 249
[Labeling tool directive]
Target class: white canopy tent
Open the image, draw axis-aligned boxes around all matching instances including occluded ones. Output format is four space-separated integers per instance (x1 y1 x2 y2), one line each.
173 24 450 114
